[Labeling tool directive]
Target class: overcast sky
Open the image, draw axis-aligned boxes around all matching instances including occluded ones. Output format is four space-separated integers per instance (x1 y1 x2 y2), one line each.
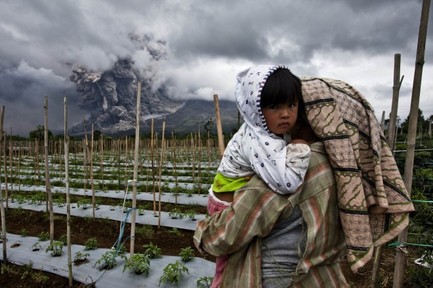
0 0 432 136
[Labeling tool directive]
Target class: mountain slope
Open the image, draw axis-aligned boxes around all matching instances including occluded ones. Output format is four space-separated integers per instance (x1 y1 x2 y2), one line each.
150 99 240 137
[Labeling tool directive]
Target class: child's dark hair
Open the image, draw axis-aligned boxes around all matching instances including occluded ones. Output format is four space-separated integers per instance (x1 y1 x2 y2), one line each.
260 68 308 124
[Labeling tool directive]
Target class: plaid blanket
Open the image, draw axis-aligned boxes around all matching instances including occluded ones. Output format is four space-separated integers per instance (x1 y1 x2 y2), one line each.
301 77 415 272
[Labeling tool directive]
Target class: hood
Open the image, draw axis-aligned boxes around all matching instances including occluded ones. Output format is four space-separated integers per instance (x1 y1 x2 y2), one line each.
235 64 289 135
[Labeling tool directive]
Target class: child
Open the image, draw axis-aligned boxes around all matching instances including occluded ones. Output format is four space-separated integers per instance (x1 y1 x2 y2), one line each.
207 65 311 288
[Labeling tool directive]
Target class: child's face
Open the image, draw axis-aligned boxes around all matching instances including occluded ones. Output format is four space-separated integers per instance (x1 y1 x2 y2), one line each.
262 102 298 136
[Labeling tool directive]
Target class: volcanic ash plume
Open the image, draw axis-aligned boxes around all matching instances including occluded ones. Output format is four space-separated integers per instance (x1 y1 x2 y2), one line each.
69 57 183 135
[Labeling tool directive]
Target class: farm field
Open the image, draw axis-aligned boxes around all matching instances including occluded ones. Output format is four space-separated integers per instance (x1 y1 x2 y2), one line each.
0 210 425 288
1 138 432 287
1 198 215 287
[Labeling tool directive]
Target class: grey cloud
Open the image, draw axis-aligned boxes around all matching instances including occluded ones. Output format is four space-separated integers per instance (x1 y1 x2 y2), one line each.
0 0 431 135
167 0 427 65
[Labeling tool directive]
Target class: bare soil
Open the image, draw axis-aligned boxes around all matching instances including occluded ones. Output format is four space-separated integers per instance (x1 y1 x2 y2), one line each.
0 205 212 287
0 206 426 287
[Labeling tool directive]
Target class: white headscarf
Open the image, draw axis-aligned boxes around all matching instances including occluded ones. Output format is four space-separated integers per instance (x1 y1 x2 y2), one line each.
217 65 310 194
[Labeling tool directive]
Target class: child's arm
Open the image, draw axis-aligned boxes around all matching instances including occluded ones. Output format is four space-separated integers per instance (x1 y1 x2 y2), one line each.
291 138 308 145
194 177 292 257
282 142 311 192
248 122 318 195
250 140 311 195
273 124 318 194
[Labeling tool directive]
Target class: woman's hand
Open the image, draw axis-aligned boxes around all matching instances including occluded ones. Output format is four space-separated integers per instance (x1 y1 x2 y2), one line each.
291 138 308 145
291 123 319 144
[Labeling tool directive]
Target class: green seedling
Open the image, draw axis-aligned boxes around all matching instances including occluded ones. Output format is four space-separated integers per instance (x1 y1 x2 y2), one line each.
45 240 63 257
159 261 189 286
123 253 150 275
95 249 125 270
143 242 161 259
37 231 49 241
169 208 183 219
197 276 213 288
185 209 196 221
84 237 98 250
74 251 90 265
31 242 41 251
179 246 195 262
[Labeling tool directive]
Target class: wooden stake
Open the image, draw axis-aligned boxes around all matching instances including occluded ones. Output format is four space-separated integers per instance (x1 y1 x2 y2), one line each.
157 121 166 228
380 111 386 131
91 124 95 219
151 118 156 215
43 97 55 245
429 117 432 138
99 133 104 193
17 147 21 192
125 136 129 170
3 131 8 210
8 130 12 196
83 120 90 193
90 124 94 219
190 133 196 194
207 130 211 182
213 94 225 157
0 106 7 262
172 131 178 205
373 54 403 288
197 127 202 195
63 97 73 287
34 138 40 181
387 54 404 152
393 1 430 287
130 81 141 256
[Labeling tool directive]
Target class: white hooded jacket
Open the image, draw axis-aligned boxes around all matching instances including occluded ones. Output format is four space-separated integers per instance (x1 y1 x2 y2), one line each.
217 65 311 195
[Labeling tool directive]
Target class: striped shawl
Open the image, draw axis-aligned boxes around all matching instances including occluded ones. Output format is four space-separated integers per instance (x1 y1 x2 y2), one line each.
301 77 415 272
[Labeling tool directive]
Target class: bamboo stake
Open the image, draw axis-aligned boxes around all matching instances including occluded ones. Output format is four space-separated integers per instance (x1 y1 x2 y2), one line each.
172 131 178 205
197 127 202 195
145 140 149 193
151 118 157 215
116 139 121 188
0 106 7 262
8 130 12 195
82 140 87 192
429 117 432 138
372 53 403 288
139 138 143 172
380 111 386 131
207 130 211 183
190 133 196 195
63 97 73 287
387 54 404 152
58 136 63 172
34 138 40 181
213 94 225 157
83 121 90 193
157 121 166 228
3 131 8 210
17 146 21 193
125 136 129 173
99 133 104 192
90 124 94 218
43 97 54 245
130 81 141 256
91 124 95 219
393 1 430 287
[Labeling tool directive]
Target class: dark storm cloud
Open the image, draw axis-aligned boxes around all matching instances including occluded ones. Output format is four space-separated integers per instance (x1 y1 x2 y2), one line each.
169 0 427 62
0 61 82 134
0 0 431 135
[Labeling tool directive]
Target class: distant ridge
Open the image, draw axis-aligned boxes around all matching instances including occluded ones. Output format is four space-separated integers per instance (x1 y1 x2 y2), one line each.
151 99 240 137
67 57 241 139
67 98 240 139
